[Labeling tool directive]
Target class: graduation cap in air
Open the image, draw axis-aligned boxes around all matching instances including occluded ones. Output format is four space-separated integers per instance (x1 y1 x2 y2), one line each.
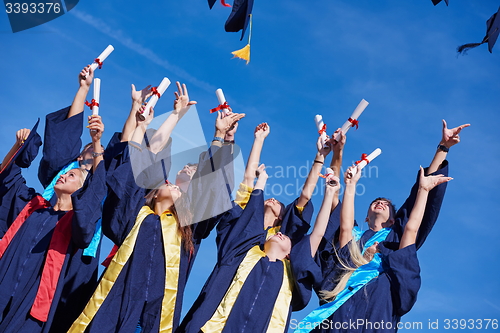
431 0 449 6
458 7 500 54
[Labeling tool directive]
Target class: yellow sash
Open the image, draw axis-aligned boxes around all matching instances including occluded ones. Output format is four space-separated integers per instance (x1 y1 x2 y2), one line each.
201 245 293 333
68 206 181 333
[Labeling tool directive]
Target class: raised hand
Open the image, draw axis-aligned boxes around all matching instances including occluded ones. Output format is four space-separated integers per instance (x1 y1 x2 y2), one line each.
136 105 155 127
88 115 104 142
418 166 452 192
325 172 340 191
345 164 361 183
317 134 332 157
330 128 346 154
131 84 153 105
79 65 93 89
15 128 30 146
216 110 245 136
173 82 197 115
254 123 270 140
441 119 470 148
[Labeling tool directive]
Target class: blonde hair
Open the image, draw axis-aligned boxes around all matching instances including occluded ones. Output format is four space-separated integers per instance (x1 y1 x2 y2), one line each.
78 168 89 188
319 239 370 302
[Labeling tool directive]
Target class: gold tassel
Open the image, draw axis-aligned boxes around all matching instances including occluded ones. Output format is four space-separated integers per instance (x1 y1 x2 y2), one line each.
231 44 250 64
231 14 252 64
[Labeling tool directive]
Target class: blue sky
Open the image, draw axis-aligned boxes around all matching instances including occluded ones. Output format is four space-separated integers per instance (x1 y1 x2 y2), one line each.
1 0 499 331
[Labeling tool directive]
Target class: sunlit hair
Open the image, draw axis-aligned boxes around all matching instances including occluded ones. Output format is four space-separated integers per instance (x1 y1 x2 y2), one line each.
77 168 89 188
368 197 397 220
144 188 194 253
319 239 370 302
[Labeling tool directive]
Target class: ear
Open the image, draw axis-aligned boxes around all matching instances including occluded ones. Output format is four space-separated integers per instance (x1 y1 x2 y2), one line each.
365 217 369 223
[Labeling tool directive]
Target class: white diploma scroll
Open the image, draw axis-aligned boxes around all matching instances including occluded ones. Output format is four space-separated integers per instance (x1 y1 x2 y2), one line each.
92 78 100 116
324 167 338 186
89 45 114 72
215 88 230 114
140 77 171 119
348 148 382 178
334 99 369 141
314 114 328 149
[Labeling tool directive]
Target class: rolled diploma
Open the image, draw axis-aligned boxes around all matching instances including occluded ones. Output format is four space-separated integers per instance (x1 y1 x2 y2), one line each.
314 114 328 148
334 99 369 141
90 45 115 72
325 167 338 186
349 148 382 178
142 77 171 116
92 78 100 116
215 88 230 114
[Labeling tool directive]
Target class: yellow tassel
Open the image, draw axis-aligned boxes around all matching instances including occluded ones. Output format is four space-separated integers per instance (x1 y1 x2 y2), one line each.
231 44 250 64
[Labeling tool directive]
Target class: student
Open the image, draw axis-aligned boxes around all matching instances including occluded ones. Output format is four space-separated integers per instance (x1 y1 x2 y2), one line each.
293 119 468 333
178 123 329 333
68 83 243 333
0 117 106 333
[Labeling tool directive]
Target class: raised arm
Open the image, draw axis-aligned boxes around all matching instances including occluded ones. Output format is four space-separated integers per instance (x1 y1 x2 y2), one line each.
329 128 346 210
242 123 270 188
296 134 332 208
148 82 196 154
87 115 105 170
339 165 361 248
399 167 452 249
67 65 93 119
427 119 470 175
121 84 153 143
309 173 340 257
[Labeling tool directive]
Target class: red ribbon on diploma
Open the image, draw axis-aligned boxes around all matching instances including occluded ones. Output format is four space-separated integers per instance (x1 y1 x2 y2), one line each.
151 86 161 99
210 102 230 113
85 99 99 110
94 58 103 69
355 153 369 165
318 124 327 135
348 117 359 129
220 0 231 7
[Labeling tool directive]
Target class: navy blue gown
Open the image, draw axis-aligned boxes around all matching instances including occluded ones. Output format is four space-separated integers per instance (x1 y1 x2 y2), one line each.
85 140 234 333
178 188 315 333
291 163 449 332
0 128 106 333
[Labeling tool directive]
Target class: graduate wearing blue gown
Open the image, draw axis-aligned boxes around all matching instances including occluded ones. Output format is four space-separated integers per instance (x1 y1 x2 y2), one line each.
178 123 333 333
0 117 106 333
292 120 469 333
68 82 244 333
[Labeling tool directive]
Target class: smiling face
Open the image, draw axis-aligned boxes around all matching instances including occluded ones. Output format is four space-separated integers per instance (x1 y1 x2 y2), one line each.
54 168 86 195
156 183 182 203
366 197 396 229
264 198 284 219
264 232 292 260
175 164 198 192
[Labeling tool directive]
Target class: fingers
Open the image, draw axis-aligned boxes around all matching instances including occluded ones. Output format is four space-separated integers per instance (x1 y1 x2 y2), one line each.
176 81 182 96
455 123 471 134
131 84 136 93
442 119 447 129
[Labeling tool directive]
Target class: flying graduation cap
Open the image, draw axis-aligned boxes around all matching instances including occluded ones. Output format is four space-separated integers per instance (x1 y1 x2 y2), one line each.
458 7 500 54
208 0 254 64
431 0 449 6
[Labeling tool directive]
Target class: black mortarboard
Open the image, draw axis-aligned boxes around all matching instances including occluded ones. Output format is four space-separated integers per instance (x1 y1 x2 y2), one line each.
458 7 500 54
14 119 42 168
224 0 254 40
431 0 449 6
208 0 217 9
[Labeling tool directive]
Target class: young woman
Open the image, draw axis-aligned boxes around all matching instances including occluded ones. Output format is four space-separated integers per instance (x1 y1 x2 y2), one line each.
68 82 243 333
0 116 106 333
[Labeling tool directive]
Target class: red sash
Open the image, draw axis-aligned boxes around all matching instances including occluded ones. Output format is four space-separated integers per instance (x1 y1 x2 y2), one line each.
0 195 76 322
0 196 50 258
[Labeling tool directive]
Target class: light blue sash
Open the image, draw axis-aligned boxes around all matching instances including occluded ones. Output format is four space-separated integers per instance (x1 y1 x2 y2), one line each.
41 161 103 258
294 228 391 333
41 161 80 201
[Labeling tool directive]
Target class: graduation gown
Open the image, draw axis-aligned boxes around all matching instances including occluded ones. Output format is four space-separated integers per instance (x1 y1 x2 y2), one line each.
80 140 229 333
0 158 106 333
292 163 449 332
178 189 315 333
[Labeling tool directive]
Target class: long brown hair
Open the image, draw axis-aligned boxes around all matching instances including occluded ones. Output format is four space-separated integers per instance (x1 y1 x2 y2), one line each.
144 189 194 253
